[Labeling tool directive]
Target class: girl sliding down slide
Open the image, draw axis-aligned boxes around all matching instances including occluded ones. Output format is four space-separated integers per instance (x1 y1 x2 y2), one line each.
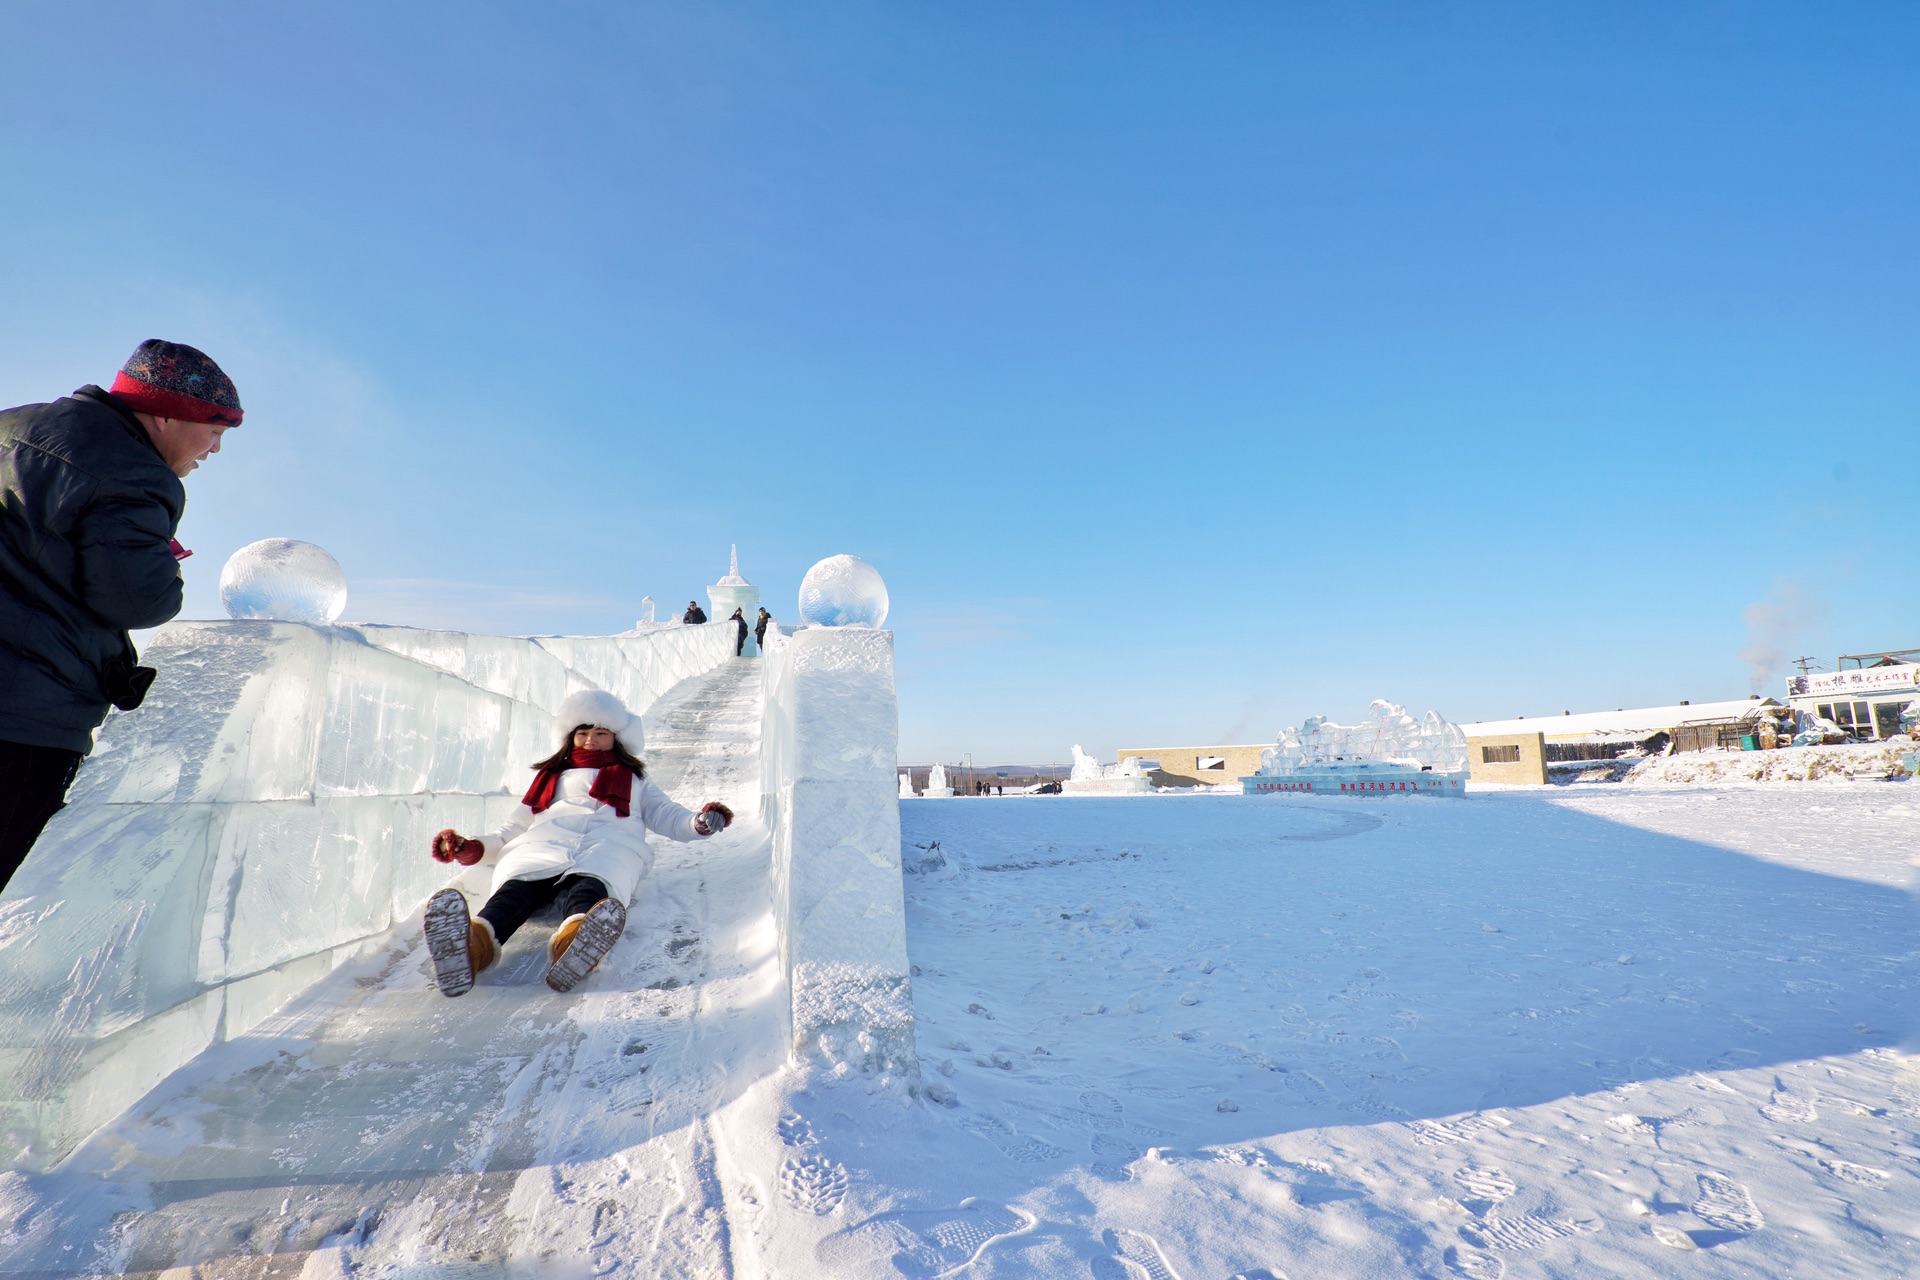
423 689 732 996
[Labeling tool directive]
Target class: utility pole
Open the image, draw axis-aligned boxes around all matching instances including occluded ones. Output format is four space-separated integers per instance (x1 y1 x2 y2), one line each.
1792 656 1820 675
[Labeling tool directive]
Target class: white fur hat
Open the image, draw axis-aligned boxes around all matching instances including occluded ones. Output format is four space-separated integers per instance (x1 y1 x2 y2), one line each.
555 689 643 756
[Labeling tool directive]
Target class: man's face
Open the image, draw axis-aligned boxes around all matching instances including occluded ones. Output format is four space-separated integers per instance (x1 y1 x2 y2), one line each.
149 417 233 477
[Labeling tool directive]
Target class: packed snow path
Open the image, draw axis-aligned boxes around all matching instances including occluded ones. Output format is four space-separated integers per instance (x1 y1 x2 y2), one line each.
2 658 782 1279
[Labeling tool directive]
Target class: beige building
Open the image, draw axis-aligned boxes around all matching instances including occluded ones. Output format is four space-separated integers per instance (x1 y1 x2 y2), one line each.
1464 698 1786 783
1117 744 1268 788
1466 732 1547 784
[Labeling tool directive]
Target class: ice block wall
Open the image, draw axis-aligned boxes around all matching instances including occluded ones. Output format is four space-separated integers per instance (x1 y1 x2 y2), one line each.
0 618 734 1171
760 626 917 1094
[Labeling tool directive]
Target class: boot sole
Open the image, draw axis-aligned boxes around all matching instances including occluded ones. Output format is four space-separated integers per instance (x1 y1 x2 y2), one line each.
425 888 476 997
546 898 626 993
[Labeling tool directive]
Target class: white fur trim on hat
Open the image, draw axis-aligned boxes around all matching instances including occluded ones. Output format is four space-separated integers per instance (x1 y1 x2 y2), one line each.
555 689 643 756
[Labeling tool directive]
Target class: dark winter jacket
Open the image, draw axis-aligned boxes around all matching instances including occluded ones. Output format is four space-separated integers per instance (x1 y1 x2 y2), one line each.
754 610 770 646
0 387 185 752
683 604 707 624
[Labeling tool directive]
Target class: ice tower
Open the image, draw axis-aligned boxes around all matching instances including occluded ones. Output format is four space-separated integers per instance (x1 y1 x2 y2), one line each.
705 545 761 655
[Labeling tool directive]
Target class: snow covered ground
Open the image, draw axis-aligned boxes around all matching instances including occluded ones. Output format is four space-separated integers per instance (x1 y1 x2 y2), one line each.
2 731 1915 1276
865 787 1920 1279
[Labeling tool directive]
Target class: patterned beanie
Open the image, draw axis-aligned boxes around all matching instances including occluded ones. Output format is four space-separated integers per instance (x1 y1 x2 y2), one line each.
109 339 244 426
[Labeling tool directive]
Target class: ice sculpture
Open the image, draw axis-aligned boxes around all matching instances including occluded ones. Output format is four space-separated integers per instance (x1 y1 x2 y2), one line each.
898 771 916 798
923 763 954 797
1 615 741 1169
1064 745 1152 793
638 596 656 625
760 624 917 1090
707 545 762 655
220 538 347 625
1248 700 1468 797
798 554 889 628
1069 745 1148 781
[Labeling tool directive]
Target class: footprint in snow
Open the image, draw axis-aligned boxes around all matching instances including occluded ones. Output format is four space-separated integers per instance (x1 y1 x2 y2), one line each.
815 1198 1032 1277
1443 1244 1506 1279
1691 1171 1763 1234
1817 1158 1889 1187
777 1112 816 1147
1458 1215 1600 1252
779 1154 848 1215
1092 1134 1141 1160
1408 1112 1512 1147
957 1114 1069 1164
1452 1165 1517 1211
1100 1227 1182 1280
1761 1082 1818 1124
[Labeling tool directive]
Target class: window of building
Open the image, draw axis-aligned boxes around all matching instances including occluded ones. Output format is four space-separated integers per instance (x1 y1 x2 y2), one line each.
1481 744 1521 764
1830 701 1877 738
1816 704 1834 722
1874 702 1903 739
1198 755 1226 770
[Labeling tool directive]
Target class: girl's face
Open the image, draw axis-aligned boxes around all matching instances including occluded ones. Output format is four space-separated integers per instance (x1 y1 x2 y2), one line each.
573 726 616 753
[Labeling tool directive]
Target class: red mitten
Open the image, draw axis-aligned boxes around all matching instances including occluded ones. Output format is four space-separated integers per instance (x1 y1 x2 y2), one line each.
432 830 485 865
696 801 733 835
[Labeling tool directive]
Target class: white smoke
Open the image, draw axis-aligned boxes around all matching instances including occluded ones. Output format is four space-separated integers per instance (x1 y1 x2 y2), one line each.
1739 579 1824 695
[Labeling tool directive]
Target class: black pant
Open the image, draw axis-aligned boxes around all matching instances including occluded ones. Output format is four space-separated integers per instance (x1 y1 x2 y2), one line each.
476 873 610 944
0 741 85 895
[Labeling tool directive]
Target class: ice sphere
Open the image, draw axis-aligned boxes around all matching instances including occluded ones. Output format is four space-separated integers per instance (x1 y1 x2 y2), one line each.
220 538 347 625
797 554 889 628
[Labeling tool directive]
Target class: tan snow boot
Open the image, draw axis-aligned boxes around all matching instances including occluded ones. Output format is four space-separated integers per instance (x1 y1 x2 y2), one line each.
546 899 627 993
469 919 498 973
549 914 584 965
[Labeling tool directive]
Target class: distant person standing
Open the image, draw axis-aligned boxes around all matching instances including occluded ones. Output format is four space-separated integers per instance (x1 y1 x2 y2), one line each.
728 608 747 657
754 606 771 651
683 600 707 624
0 340 243 888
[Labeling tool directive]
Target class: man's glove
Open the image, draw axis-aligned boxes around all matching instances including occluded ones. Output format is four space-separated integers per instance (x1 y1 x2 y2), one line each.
695 802 733 836
432 829 484 866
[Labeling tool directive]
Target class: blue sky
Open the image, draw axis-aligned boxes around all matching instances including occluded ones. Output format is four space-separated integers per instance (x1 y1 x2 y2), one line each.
3 3 1915 763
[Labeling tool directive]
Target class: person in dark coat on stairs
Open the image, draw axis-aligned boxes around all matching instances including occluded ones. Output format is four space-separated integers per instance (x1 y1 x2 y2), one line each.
682 600 707 624
728 608 747 657
0 340 242 889
754 606 771 651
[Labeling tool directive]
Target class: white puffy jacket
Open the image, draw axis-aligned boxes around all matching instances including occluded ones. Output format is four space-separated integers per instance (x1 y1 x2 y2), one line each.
475 766 703 906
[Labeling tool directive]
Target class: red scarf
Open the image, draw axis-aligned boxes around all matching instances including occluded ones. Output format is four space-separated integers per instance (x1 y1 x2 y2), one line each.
523 748 636 818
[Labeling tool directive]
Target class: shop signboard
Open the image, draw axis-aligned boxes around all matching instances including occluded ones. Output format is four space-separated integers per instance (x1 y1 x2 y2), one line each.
1786 665 1920 699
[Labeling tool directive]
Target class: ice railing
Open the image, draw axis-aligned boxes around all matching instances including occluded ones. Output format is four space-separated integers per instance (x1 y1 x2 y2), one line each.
760 623 918 1096
1258 699 1470 774
0 617 735 1170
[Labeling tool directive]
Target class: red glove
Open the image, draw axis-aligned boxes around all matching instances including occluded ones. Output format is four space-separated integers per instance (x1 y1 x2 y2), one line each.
696 802 733 835
431 829 484 866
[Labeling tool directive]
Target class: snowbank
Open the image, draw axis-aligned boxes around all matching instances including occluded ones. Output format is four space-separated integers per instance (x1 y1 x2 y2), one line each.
0 618 734 1170
1618 740 1917 785
760 625 917 1094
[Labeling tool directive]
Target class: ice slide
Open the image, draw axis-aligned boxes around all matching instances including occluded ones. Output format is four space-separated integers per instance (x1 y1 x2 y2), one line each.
0 619 913 1277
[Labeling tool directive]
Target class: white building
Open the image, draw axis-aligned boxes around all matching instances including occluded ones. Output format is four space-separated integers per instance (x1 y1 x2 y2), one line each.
1784 649 1920 741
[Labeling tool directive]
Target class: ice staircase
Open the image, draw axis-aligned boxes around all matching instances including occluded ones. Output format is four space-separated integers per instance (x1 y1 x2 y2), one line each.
1 658 786 1277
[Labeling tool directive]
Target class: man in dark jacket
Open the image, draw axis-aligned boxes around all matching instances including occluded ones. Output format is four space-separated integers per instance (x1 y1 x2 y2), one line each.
754 606 771 651
728 607 747 656
0 339 243 888
683 600 707 624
